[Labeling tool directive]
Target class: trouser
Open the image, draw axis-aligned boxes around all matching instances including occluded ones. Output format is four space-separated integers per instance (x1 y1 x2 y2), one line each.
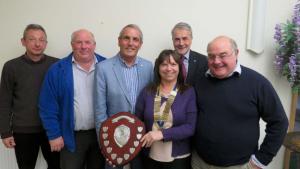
191 152 253 169
144 156 191 169
60 129 105 169
13 132 60 169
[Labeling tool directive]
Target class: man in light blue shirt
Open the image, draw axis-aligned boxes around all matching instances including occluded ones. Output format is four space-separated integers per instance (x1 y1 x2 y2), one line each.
94 24 153 169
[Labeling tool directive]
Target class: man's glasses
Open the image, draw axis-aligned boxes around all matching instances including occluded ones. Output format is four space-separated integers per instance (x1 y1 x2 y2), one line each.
208 50 235 61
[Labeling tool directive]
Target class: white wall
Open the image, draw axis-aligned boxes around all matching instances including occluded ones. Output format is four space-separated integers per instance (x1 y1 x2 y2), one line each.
0 0 295 168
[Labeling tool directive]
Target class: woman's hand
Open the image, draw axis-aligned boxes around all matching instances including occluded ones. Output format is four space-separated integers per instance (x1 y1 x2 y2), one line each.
141 131 163 148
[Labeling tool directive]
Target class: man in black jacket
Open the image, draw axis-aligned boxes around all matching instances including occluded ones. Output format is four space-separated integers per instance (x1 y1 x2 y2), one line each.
171 22 207 169
171 22 207 85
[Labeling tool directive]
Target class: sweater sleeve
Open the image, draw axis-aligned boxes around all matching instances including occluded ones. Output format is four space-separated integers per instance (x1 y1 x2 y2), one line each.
162 88 197 141
0 62 14 138
255 79 288 165
38 67 62 140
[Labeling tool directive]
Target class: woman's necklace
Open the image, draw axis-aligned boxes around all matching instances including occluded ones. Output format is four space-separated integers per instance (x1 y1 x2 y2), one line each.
153 84 178 129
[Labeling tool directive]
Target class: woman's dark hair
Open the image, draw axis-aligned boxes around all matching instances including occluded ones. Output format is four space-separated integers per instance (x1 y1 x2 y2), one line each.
147 49 189 93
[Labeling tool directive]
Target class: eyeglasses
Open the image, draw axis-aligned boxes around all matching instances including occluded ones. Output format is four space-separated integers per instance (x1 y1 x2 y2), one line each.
208 50 235 61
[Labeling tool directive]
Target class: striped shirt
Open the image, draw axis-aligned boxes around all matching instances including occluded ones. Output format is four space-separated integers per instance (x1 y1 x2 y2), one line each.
118 55 139 113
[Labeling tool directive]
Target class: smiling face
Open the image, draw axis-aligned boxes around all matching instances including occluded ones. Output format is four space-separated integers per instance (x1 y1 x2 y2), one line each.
71 29 96 63
207 36 238 79
159 55 179 84
118 27 142 60
21 29 47 59
172 28 192 56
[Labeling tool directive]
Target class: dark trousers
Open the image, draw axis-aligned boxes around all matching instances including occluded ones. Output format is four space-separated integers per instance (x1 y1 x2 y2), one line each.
144 156 191 169
60 129 105 169
13 132 60 169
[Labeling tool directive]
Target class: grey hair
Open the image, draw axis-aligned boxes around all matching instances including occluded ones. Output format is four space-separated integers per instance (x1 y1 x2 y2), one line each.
229 38 238 54
71 29 96 44
118 24 143 42
171 22 193 39
23 24 46 39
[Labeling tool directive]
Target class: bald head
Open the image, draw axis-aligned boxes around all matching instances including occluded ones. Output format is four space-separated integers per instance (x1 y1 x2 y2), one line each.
207 36 238 55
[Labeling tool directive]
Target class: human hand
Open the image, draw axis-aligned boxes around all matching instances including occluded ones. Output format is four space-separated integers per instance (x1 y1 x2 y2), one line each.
141 131 163 148
49 136 64 152
2 136 16 148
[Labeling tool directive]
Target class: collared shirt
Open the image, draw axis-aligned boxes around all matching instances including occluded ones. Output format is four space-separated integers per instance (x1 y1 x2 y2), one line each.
251 154 266 168
205 61 242 78
118 54 139 113
72 55 98 131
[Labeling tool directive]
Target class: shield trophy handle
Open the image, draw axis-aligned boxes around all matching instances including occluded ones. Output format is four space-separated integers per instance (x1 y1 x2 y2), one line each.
112 115 135 123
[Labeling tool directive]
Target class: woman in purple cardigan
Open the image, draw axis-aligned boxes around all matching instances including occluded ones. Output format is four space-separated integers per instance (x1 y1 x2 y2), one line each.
135 49 197 169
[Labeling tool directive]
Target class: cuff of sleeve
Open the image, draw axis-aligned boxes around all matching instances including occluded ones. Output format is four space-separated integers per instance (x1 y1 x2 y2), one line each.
251 154 266 168
161 129 169 142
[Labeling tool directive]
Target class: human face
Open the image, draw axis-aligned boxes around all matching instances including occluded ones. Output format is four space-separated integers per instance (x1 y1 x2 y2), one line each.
159 56 179 83
207 37 238 79
71 30 96 63
21 29 47 59
118 27 142 60
172 29 192 55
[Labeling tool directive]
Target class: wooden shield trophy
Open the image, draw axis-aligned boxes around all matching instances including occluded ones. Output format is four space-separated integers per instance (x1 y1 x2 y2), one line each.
99 112 145 167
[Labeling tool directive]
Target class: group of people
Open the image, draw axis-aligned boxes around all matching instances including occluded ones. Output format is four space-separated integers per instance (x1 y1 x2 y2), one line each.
0 22 288 169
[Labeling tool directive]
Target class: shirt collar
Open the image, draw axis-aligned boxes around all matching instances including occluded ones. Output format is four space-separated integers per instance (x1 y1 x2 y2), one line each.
183 50 190 60
72 54 98 64
205 60 242 78
72 54 98 73
118 53 139 67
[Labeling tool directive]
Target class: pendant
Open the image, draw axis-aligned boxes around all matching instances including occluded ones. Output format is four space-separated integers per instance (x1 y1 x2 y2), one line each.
157 120 165 128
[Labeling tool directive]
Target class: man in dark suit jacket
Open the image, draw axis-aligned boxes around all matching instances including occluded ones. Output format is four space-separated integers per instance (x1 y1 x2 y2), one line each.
172 22 207 169
171 22 207 85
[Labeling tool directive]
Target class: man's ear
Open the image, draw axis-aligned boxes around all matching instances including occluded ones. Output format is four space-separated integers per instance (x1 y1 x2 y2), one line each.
21 38 25 47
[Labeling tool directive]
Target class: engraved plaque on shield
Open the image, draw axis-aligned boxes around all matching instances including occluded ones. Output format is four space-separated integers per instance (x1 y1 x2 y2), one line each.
99 112 145 167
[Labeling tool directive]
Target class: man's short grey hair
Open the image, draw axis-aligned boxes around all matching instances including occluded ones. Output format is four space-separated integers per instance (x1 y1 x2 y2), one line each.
171 22 193 39
23 24 46 39
119 24 143 42
229 38 238 54
71 29 96 44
